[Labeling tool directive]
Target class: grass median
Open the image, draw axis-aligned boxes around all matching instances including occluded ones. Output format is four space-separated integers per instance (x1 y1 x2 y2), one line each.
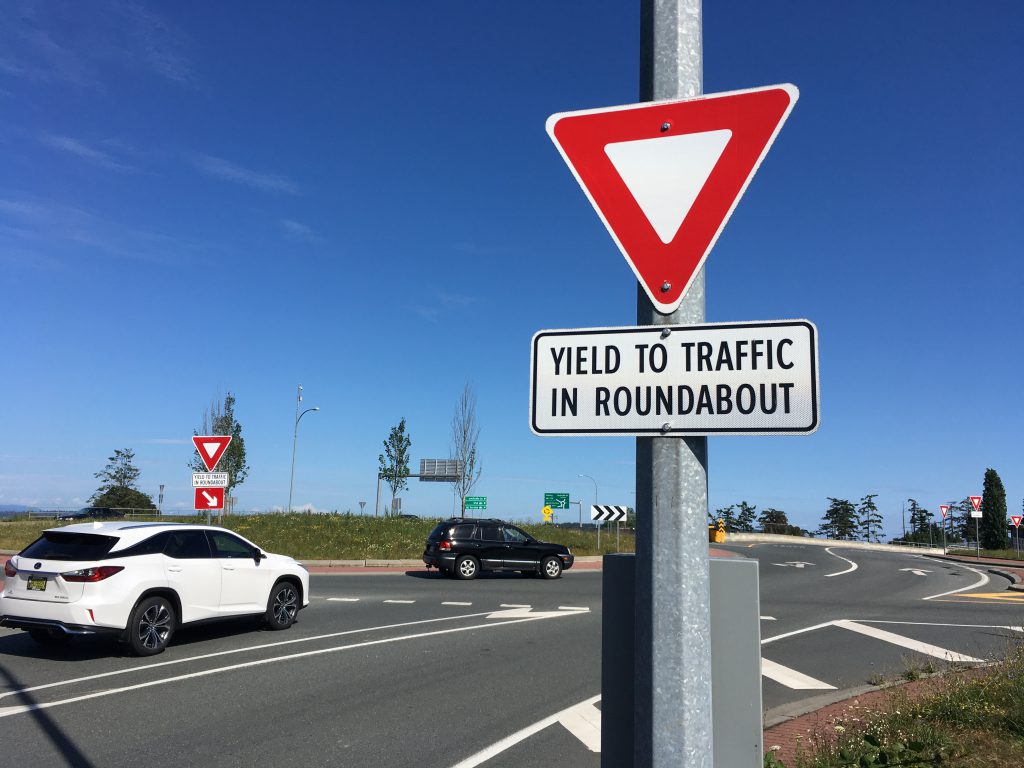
0 512 636 560
766 644 1024 767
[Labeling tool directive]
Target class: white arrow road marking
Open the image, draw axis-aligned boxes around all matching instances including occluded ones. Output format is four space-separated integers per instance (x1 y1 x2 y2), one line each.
833 620 982 662
899 568 931 576
450 694 603 767
0 609 589 720
201 490 217 507
772 561 814 568
761 658 836 690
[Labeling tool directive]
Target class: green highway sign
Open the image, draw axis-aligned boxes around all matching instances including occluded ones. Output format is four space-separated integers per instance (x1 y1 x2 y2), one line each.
544 492 570 510
464 496 487 510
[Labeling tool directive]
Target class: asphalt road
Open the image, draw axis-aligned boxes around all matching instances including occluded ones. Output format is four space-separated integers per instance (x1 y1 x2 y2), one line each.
1 545 1021 767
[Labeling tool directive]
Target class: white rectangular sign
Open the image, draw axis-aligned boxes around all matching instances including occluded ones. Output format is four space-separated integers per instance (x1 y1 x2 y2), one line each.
530 320 819 436
970 508 983 519
192 472 229 488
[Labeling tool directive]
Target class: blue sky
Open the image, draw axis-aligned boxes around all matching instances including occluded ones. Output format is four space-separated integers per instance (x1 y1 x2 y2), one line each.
1 1 1021 539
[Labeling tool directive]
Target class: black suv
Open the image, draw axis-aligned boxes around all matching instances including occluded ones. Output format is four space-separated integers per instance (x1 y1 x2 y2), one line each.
423 518 574 579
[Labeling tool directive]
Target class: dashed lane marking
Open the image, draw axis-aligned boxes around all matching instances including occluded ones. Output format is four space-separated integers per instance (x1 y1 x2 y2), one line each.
761 658 836 690
327 597 360 602
500 603 531 608
383 599 415 604
443 601 472 606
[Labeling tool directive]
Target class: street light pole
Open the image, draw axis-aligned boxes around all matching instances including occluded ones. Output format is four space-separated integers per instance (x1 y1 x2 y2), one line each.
580 473 598 545
288 384 319 513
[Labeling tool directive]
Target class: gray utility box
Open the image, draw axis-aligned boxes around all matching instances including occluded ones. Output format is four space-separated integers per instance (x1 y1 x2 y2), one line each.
602 555 763 766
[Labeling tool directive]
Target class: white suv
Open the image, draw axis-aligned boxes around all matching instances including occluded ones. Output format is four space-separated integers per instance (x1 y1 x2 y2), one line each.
1 522 310 656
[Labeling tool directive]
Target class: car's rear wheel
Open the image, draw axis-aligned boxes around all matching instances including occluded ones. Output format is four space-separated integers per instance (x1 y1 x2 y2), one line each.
266 581 299 630
28 628 71 646
455 556 479 580
127 596 175 656
541 556 563 579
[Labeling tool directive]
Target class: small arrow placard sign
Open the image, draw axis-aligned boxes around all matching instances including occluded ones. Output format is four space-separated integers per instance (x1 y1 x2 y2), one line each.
194 486 225 510
591 505 628 522
192 435 232 472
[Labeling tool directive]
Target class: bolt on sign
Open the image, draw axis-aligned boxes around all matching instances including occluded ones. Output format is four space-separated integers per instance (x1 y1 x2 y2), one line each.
531 320 819 436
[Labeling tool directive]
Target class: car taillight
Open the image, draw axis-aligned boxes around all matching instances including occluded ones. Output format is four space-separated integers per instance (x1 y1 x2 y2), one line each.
438 540 452 551
61 565 124 583
3 560 15 577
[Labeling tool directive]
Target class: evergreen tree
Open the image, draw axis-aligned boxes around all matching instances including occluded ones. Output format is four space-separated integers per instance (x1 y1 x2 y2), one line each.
857 494 883 542
758 507 789 533
819 498 857 540
955 496 975 542
91 449 155 509
907 498 932 542
979 468 1008 551
735 501 757 532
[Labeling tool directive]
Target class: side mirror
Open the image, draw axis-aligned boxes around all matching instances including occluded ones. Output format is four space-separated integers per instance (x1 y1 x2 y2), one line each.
255 550 266 564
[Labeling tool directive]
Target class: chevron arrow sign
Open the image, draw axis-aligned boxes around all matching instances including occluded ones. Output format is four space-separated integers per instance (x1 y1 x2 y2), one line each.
591 505 628 523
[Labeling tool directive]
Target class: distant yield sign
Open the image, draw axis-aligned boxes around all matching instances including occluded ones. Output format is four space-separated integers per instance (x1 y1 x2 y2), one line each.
546 84 798 313
530 320 819 436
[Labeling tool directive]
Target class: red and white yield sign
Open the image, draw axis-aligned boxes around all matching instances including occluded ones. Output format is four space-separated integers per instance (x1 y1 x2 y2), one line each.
192 435 232 472
940 504 950 520
970 495 982 512
194 487 225 511
547 84 799 313
1012 515 1022 529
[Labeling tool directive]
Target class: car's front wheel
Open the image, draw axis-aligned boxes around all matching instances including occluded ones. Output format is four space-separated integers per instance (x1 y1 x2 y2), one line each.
455 556 479 580
266 581 300 630
127 596 175 656
541 556 563 579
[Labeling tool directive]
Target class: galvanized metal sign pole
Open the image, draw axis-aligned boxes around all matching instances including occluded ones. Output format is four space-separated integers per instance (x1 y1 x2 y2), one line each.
635 1 713 766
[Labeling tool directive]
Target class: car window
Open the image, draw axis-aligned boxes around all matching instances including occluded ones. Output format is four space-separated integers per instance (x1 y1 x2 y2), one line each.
164 530 212 559
503 527 530 544
478 525 501 541
427 523 448 542
20 532 119 561
450 524 475 539
109 531 171 558
209 531 257 559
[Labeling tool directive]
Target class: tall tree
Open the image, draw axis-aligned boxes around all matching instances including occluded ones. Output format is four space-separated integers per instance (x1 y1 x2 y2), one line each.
955 496 975 542
857 494 883 542
378 418 412 516
979 468 1008 551
189 392 250 510
450 383 482 516
91 449 155 510
818 498 857 540
907 498 931 541
758 507 789 533
735 501 757 532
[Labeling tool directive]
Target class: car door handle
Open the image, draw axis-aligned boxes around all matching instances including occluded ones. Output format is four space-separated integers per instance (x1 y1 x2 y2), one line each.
223 566 236 571
168 567 182 573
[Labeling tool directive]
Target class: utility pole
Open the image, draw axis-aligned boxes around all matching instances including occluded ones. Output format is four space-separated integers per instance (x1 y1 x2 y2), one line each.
634 1 712 766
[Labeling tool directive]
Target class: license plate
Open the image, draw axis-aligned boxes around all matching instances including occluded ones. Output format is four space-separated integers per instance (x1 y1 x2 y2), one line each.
26 576 47 592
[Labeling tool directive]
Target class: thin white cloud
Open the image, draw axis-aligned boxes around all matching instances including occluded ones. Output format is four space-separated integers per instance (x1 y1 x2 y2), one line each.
39 134 136 172
281 218 320 243
190 153 300 195
141 438 190 445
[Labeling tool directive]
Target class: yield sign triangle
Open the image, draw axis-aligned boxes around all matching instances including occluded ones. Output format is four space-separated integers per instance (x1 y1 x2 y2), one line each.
940 505 950 519
547 84 798 313
1012 515 1022 528
192 435 232 472
970 495 982 511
